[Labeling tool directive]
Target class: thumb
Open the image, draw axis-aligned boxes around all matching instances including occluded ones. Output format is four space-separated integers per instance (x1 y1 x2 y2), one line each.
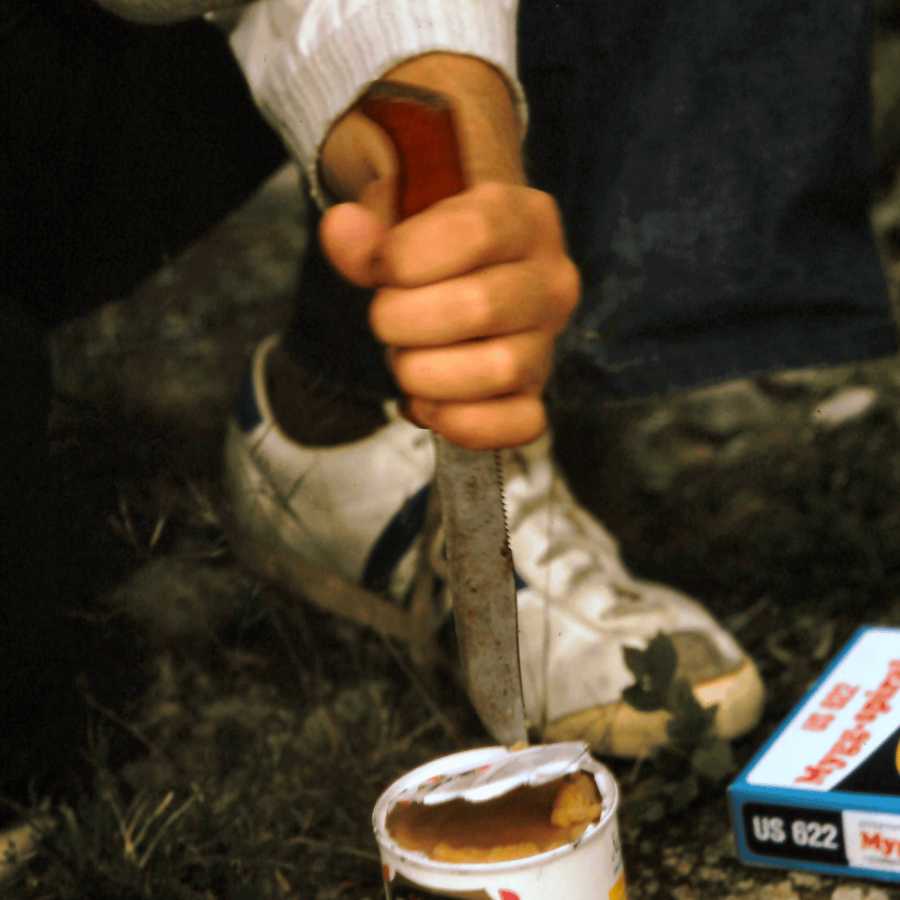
319 191 391 288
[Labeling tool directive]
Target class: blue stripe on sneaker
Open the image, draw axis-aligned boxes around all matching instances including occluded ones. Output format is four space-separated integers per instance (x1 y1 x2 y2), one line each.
234 368 262 432
362 482 529 596
362 484 430 592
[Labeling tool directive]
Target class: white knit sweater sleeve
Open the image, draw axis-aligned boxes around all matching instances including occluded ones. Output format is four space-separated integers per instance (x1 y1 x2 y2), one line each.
225 0 525 207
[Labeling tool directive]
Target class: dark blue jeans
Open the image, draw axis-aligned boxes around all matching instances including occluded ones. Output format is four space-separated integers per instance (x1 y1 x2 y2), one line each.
286 0 897 402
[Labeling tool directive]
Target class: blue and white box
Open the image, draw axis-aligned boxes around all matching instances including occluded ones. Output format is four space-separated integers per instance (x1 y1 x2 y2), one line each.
729 627 900 882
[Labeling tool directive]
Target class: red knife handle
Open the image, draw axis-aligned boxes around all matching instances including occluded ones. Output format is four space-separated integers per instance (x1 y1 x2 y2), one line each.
358 81 467 223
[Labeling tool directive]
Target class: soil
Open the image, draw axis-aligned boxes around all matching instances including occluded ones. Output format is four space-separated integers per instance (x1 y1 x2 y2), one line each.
11 26 900 900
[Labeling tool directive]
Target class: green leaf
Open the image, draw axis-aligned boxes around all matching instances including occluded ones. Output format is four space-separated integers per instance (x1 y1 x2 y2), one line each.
622 633 681 713
691 738 735 783
623 645 648 680
629 795 667 824
643 633 678 691
622 683 667 713
665 676 718 747
665 676 698 715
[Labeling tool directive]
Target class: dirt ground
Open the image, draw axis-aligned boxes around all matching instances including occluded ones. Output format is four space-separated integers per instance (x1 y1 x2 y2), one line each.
11 22 900 900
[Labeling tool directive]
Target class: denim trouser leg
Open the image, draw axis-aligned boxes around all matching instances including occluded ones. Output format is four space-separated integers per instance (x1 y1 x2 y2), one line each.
286 0 897 402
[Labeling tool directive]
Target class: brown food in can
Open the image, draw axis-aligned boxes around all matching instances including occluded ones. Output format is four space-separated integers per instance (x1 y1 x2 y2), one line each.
386 772 604 864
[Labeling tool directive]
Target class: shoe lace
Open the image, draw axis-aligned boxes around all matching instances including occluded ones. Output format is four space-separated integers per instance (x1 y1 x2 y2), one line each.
505 446 638 602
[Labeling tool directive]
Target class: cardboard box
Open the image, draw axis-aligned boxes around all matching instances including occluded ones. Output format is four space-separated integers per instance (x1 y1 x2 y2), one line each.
729 626 900 882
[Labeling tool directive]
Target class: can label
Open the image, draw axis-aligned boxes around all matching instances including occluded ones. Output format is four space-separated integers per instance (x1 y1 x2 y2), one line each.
384 869 627 900
385 871 492 898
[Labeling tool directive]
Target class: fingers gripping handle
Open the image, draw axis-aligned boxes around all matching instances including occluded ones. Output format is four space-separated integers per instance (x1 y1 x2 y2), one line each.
358 82 467 222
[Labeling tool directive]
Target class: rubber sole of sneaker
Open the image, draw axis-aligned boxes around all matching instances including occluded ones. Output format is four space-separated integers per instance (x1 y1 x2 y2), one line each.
541 657 766 757
232 514 765 758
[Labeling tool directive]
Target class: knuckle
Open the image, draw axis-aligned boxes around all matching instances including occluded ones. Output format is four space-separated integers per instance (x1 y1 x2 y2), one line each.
467 184 509 232
455 413 496 451
521 401 548 444
533 188 560 222
456 206 494 255
439 404 493 451
530 189 564 236
367 292 389 338
460 278 498 333
433 397 548 451
555 258 581 314
487 342 522 389
473 181 510 209
389 349 418 389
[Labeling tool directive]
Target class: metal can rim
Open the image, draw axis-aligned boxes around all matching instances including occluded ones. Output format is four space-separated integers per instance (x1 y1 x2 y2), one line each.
372 745 620 875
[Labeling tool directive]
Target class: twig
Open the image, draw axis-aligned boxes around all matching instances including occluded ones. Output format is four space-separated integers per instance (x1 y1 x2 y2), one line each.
113 492 140 553
379 636 460 745
84 692 167 761
131 792 174 858
271 586 324 686
726 594 770 634
406 487 444 670
372 714 443 764
138 794 197 870
264 597 311 696
285 834 380 863
233 530 413 642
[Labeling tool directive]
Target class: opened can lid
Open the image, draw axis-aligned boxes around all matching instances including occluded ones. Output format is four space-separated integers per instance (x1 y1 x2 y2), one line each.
394 742 592 806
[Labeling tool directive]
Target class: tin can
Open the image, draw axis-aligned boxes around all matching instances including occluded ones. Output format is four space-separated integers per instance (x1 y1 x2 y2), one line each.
373 743 627 900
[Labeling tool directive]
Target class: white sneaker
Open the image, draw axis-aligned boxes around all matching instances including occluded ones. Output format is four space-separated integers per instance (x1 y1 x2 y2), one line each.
225 335 765 756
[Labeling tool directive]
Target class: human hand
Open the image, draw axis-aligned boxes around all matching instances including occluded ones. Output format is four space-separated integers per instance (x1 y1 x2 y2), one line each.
319 56 580 451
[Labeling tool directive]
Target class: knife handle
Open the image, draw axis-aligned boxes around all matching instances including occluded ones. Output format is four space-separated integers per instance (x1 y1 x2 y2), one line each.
358 81 467 222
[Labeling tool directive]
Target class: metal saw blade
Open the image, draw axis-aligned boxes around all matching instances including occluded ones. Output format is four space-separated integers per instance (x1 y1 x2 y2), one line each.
434 436 526 745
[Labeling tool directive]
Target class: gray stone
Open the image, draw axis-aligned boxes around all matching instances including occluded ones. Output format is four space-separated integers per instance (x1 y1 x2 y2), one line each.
830 887 890 900
680 380 776 438
811 387 878 427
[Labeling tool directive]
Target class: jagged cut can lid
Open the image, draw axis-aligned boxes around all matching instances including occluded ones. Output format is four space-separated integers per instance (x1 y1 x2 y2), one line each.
394 742 592 806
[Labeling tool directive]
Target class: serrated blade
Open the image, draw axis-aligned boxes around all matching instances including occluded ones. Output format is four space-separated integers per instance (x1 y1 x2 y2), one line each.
434 437 526 745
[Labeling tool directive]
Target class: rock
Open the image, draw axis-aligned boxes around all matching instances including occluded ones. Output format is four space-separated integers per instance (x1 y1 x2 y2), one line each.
811 387 878 427
720 880 801 900
789 870 824 888
695 864 727 882
680 380 776 439
50 162 303 437
762 364 854 392
108 557 250 642
830 889 864 900
625 380 781 492
830 888 890 900
624 405 687 493
830 888 891 900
